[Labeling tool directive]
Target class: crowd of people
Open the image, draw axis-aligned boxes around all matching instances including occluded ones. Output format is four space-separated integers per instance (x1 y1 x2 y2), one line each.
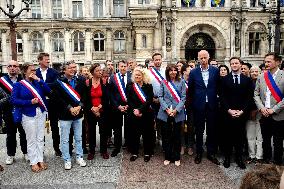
0 50 283 178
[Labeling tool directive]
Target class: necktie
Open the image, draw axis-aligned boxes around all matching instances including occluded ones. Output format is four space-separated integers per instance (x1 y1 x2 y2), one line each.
234 75 238 85
121 74 126 88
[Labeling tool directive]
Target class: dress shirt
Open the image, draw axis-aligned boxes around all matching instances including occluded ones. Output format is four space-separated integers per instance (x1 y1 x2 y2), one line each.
40 68 48 82
8 74 18 84
232 72 241 84
120 72 127 88
150 67 166 97
200 65 209 102
265 69 279 108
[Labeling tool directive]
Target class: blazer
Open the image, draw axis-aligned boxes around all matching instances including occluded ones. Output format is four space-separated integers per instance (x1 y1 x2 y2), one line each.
157 79 186 123
109 72 132 109
187 65 220 111
51 76 87 120
254 70 284 121
36 68 59 88
11 80 51 117
220 73 254 115
126 82 154 119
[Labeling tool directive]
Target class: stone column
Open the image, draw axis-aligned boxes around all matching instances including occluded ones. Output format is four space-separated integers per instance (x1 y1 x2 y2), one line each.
1 30 8 63
240 18 247 57
176 0 181 7
106 28 113 60
109 0 114 16
195 0 202 7
105 0 111 17
161 17 167 59
205 0 211 7
230 18 236 57
44 30 50 53
85 28 92 62
224 0 230 7
85 0 91 18
172 12 177 61
153 23 160 51
165 0 171 7
22 29 29 62
64 28 72 61
63 0 69 18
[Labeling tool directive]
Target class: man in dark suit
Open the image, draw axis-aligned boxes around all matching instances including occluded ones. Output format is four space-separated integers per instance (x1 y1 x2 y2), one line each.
187 50 220 165
35 53 61 156
220 57 254 169
0 60 27 165
109 60 132 157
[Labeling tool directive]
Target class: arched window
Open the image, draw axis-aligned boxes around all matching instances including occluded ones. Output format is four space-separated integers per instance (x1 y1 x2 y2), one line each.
31 0 41 18
16 33 23 53
52 32 64 52
142 34 147 48
73 31 85 52
31 32 44 53
114 31 125 53
247 22 266 55
93 32 105 51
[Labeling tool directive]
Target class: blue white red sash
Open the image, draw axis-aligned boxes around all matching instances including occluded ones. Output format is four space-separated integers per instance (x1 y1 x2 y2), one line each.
133 83 147 103
163 80 181 103
19 80 47 111
57 79 81 104
150 68 165 84
264 71 284 103
114 73 127 102
0 76 13 92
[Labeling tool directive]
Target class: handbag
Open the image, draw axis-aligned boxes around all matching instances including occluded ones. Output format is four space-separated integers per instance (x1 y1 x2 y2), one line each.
12 106 22 123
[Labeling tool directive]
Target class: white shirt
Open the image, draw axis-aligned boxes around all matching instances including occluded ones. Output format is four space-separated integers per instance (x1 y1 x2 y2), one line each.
150 67 166 97
40 68 48 82
232 72 241 84
200 65 209 102
265 69 279 108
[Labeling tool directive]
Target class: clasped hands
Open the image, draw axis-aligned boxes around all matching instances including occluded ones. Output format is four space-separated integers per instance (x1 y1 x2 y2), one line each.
118 105 128 113
260 107 274 117
133 109 142 117
166 108 177 117
228 109 243 118
91 104 102 117
70 106 81 116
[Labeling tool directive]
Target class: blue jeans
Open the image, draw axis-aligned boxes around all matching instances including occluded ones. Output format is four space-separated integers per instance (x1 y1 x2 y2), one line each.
60 118 83 162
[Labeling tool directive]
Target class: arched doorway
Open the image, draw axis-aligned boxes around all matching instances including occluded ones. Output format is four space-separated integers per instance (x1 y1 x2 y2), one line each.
185 33 216 61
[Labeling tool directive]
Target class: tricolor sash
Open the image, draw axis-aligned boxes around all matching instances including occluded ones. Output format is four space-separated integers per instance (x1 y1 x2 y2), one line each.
163 80 181 103
57 79 81 104
114 73 127 102
0 76 13 93
19 80 47 111
264 71 284 103
150 68 165 84
133 83 147 103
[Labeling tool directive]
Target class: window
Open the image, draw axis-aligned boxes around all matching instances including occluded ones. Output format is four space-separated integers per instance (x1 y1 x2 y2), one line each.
113 0 125 17
181 0 196 7
74 31 85 52
52 32 64 52
93 32 105 51
16 33 23 53
72 1 83 18
138 0 150 4
211 0 225 7
94 0 103 17
142 34 147 48
31 32 44 53
114 31 125 53
31 0 41 18
280 32 284 55
249 32 261 55
52 0 62 19
250 0 266 7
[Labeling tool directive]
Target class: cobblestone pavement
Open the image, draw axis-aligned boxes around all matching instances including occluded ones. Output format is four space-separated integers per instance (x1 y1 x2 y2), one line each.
0 130 253 189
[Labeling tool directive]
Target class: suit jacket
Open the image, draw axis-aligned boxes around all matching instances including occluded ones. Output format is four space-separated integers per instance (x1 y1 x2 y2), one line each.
254 70 284 121
51 76 86 120
11 80 51 117
157 79 186 123
187 65 220 111
126 82 154 119
36 68 59 88
109 72 132 109
220 73 254 115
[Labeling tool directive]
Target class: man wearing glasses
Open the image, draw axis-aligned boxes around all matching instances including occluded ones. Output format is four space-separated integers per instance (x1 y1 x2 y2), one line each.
0 60 27 165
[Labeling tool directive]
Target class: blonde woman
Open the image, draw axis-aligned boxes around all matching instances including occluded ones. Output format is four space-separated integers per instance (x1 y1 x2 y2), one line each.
126 67 154 162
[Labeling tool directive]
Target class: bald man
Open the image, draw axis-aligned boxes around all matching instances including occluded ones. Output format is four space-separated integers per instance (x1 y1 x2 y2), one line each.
0 60 27 165
187 50 220 165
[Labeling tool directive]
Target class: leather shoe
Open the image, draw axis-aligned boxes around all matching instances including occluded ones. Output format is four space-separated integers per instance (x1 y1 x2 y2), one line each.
207 155 220 165
223 158 230 168
87 153 94 160
194 154 202 164
111 149 120 157
130 155 138 161
236 160 246 169
144 155 150 162
101 153 109 159
55 150 62 157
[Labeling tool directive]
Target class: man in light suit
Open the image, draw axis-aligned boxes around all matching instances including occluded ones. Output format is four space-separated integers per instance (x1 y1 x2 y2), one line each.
187 50 220 165
254 52 284 165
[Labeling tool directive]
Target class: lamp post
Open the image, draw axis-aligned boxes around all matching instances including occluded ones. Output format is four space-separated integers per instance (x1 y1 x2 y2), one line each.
274 0 281 54
0 0 31 61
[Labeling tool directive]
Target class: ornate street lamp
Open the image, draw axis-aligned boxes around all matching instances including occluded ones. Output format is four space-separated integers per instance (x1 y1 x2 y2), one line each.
0 0 31 61
274 0 282 54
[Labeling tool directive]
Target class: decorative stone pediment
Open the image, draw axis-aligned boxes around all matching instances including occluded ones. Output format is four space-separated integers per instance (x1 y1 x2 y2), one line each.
129 8 158 29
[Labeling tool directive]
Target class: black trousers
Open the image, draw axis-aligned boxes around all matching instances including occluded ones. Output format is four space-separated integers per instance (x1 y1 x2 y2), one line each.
112 109 127 151
223 115 246 159
128 115 154 155
162 118 182 161
87 113 109 154
260 116 284 163
48 101 60 152
5 116 27 156
193 105 217 155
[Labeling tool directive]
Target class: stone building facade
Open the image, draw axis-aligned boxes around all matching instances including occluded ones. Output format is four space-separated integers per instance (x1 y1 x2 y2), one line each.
0 0 283 69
